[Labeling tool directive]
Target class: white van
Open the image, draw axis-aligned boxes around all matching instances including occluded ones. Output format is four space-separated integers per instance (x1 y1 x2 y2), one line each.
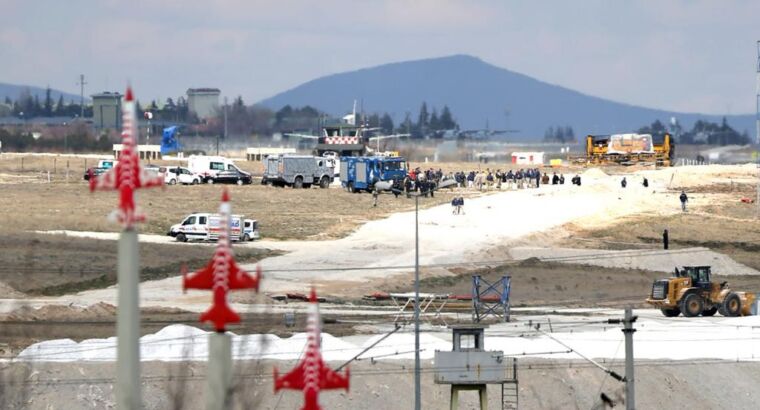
187 155 243 184
168 213 259 242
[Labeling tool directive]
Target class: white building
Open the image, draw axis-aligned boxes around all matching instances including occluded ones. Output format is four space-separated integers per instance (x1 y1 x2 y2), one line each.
511 151 545 165
186 88 220 120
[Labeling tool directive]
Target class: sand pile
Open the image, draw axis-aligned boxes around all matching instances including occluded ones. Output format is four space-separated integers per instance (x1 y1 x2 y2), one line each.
3 302 116 321
580 167 609 180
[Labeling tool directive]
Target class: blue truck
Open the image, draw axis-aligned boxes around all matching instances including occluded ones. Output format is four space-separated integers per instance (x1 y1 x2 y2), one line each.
339 156 408 193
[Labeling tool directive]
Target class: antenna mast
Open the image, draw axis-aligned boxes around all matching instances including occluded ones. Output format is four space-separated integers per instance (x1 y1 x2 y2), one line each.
77 74 87 119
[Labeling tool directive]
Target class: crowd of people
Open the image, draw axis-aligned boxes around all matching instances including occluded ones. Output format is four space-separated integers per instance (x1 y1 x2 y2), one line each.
451 168 579 191
390 166 584 194
384 165 690 213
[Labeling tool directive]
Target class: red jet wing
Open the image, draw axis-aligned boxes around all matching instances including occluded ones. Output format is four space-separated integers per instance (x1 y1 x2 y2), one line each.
274 360 306 391
319 360 350 391
90 167 117 192
183 260 214 291
137 166 164 189
228 261 261 291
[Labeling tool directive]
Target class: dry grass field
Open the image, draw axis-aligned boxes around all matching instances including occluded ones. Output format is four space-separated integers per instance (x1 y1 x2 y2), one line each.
0 154 501 240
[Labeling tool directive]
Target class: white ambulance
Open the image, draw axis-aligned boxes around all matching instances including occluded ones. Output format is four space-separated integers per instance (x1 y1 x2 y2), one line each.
168 213 260 242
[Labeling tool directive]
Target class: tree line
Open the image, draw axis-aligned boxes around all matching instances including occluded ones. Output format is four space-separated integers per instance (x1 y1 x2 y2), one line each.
208 98 459 138
4 87 92 118
638 118 750 145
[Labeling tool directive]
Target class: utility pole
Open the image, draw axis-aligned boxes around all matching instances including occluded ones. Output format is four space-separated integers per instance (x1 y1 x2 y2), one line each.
77 74 87 119
622 307 636 410
224 96 228 140
414 194 421 410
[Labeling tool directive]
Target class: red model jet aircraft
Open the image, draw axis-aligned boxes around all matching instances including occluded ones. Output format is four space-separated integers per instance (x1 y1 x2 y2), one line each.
182 189 261 332
89 86 163 229
274 288 350 410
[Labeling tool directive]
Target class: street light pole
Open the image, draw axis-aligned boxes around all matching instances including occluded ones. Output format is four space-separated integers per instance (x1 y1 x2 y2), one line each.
414 194 421 410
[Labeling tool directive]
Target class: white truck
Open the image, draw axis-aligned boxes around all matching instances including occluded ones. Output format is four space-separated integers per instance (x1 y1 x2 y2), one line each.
187 155 246 184
168 213 260 242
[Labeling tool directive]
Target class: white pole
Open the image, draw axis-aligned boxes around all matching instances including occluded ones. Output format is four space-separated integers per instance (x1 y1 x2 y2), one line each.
414 194 421 410
207 332 232 410
623 307 636 410
116 229 142 409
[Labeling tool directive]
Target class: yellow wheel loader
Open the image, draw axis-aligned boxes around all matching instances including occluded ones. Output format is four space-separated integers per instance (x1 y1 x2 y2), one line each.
645 266 755 317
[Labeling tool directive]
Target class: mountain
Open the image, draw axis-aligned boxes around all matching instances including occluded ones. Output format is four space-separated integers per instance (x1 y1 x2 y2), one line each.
260 55 754 140
0 83 87 105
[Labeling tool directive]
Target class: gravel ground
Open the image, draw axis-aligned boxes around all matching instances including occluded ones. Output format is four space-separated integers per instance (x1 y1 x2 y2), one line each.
2 358 759 409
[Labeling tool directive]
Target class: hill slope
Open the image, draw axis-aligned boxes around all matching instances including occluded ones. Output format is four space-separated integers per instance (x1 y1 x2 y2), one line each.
260 55 754 140
0 83 86 105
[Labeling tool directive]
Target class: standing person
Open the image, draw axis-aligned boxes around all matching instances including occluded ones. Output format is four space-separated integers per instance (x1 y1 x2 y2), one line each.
451 196 458 214
552 172 559 185
559 174 565 185
642 177 649 188
467 171 475 189
458 197 465 214
663 229 669 250
679 191 688 212
621 177 627 188
535 171 541 188
372 189 379 207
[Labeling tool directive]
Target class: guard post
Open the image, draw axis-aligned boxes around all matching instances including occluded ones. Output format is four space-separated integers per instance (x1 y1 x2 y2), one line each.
434 325 518 410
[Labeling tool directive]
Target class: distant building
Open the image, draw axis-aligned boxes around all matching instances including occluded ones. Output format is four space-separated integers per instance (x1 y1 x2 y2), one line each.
92 92 122 129
186 88 220 120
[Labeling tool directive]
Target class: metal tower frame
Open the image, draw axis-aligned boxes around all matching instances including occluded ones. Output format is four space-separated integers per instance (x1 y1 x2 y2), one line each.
472 275 511 322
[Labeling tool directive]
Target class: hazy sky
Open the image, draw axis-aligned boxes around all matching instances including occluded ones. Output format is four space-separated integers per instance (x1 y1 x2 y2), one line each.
2 1 759 114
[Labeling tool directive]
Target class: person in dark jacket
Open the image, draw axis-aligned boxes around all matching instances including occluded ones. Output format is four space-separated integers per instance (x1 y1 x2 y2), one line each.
679 191 688 211
559 174 565 185
621 177 627 188
552 172 559 185
642 177 649 188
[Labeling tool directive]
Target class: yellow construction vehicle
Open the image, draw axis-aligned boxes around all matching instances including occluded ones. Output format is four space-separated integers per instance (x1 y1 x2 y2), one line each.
646 266 755 317
581 133 673 166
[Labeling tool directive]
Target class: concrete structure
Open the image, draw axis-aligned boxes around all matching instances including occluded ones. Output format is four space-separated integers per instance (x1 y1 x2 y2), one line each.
187 88 220 120
113 144 161 161
92 92 122 129
246 147 297 162
435 325 518 410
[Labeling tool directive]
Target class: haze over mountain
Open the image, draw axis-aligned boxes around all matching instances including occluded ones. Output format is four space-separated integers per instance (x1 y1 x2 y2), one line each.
260 55 754 140
0 83 86 108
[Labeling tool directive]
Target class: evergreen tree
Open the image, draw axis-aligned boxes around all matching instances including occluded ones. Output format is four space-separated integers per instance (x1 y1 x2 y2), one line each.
33 95 42 117
429 109 439 131
43 87 53 117
380 113 394 134
439 106 456 129
417 102 429 135
54 95 65 116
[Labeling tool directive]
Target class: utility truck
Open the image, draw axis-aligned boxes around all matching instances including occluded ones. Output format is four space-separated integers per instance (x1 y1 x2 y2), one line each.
262 155 334 188
168 213 260 242
339 156 407 193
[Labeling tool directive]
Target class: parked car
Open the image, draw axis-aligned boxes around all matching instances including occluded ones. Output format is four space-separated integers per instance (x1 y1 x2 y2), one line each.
212 168 253 185
83 159 117 180
161 166 202 185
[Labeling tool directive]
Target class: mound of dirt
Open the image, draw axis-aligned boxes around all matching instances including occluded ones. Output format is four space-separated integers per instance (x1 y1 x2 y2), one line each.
581 167 609 179
0 281 25 298
3 302 116 321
